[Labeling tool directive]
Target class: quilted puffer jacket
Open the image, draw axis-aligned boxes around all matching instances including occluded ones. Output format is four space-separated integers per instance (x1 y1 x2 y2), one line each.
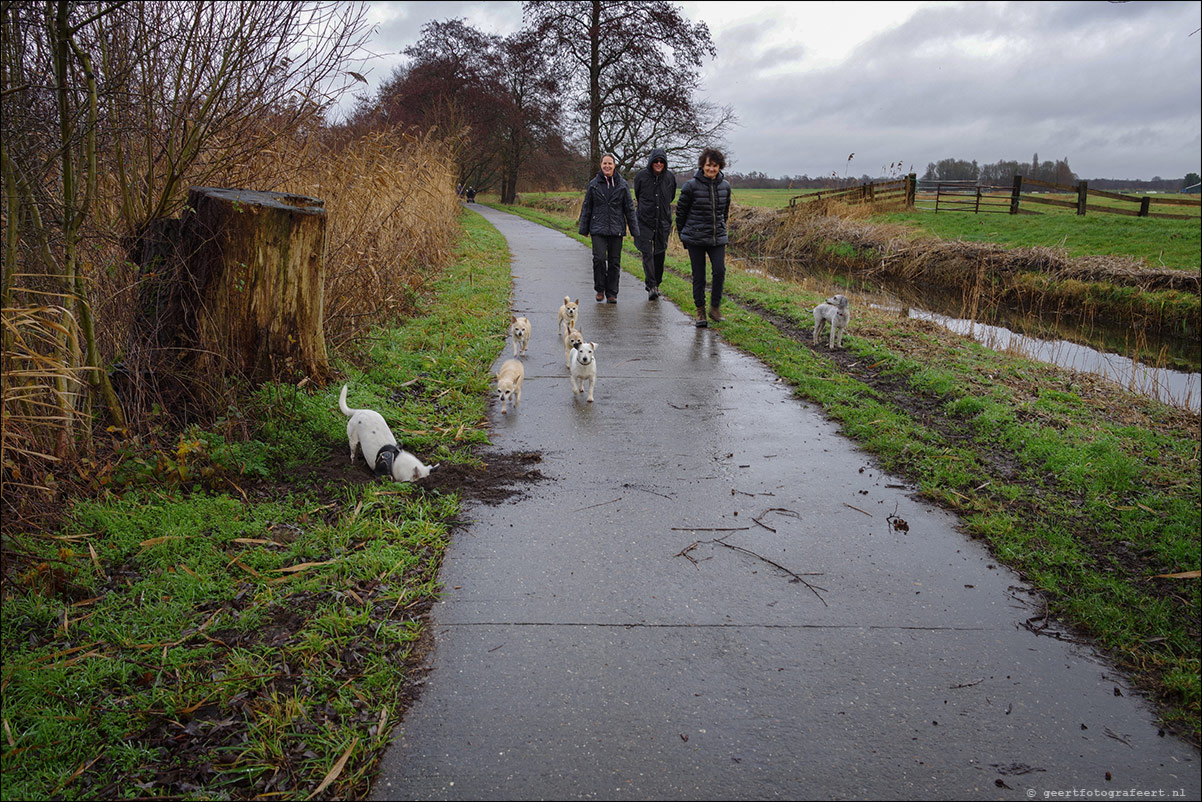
675 168 731 247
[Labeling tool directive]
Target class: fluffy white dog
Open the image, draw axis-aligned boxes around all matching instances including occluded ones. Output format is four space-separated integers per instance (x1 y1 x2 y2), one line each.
813 294 851 349
339 385 436 482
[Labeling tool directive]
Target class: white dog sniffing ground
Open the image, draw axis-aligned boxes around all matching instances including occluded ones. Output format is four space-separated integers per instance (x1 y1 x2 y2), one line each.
569 341 597 402
510 315 531 357
557 296 579 336
339 384 437 482
813 294 851 349
495 358 524 414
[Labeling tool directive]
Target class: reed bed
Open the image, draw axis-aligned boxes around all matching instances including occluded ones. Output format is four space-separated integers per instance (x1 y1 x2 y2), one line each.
2 127 460 524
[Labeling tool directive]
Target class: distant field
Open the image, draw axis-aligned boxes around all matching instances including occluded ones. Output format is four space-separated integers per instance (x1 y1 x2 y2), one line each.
725 188 1201 271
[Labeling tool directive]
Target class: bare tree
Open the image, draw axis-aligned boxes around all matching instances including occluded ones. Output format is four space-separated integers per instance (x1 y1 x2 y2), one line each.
523 0 732 173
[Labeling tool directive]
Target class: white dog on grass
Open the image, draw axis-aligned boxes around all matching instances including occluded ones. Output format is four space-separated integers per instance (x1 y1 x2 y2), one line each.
339 385 437 482
813 294 851 349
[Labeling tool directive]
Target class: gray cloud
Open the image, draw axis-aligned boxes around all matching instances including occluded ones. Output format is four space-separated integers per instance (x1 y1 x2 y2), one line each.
359 1 1200 180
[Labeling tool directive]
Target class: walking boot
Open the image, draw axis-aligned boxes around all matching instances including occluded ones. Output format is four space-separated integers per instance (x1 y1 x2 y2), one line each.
694 307 708 328
708 306 723 322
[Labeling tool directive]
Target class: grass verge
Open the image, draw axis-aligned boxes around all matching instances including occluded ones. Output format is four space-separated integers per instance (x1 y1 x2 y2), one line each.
487 199 1201 743
0 209 512 800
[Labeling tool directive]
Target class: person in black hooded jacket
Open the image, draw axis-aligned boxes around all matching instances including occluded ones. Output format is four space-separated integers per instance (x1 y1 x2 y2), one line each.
633 148 676 301
675 147 732 327
578 154 639 303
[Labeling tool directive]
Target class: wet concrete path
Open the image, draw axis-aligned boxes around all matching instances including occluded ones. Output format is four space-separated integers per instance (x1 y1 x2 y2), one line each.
371 205 1199 800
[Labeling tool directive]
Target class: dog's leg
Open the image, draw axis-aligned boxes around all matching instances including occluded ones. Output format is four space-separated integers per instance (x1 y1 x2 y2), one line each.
586 376 594 403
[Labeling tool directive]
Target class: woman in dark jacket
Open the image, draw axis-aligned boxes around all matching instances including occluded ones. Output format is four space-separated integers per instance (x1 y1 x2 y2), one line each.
633 148 676 301
578 154 640 303
675 147 732 327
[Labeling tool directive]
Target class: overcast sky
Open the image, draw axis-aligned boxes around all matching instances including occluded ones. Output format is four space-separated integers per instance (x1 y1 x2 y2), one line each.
348 1 1202 181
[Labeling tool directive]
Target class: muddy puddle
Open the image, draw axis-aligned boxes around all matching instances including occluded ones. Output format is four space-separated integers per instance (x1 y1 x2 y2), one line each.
733 256 1201 413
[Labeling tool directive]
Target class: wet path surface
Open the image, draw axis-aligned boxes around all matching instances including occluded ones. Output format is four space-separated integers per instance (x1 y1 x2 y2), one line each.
372 206 1199 800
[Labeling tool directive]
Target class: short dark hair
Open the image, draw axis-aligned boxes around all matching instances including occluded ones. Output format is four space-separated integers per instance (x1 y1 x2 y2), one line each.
698 148 726 170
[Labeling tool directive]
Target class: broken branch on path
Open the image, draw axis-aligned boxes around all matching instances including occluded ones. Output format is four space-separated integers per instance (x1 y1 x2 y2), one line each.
674 533 828 606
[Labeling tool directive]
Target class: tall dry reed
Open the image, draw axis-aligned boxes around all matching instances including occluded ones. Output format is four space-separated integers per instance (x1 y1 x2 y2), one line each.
279 128 460 350
2 125 461 521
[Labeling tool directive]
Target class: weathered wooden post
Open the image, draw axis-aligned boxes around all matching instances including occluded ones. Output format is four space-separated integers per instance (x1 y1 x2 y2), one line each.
177 187 330 385
1076 180 1088 216
1010 175 1023 215
905 174 916 209
1139 196 1151 217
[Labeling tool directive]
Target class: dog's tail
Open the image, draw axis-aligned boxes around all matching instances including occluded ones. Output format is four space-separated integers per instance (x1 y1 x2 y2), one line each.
338 384 354 417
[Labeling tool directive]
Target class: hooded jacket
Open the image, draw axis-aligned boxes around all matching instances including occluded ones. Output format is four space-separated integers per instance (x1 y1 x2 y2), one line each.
675 167 731 247
633 148 677 253
578 169 640 239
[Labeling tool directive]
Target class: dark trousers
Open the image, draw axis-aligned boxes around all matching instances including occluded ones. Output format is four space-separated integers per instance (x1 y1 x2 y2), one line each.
591 235 623 298
686 243 726 310
641 245 666 290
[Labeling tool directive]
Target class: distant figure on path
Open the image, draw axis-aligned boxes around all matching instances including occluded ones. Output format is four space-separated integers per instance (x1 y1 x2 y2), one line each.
578 154 640 304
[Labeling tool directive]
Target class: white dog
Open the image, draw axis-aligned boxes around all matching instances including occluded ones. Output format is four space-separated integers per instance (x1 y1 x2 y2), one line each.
563 326 584 367
510 315 531 357
495 358 524 414
557 296 579 336
339 385 437 482
813 294 851 349
569 341 597 402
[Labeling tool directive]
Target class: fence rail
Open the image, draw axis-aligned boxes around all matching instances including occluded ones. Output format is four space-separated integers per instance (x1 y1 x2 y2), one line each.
791 174 1201 219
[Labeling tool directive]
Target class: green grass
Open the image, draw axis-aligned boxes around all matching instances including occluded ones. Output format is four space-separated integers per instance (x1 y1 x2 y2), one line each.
488 198 1201 742
719 186 1201 270
0 209 514 800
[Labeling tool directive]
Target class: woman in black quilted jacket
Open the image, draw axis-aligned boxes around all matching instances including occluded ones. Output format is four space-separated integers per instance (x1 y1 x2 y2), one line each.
578 154 640 303
675 147 731 327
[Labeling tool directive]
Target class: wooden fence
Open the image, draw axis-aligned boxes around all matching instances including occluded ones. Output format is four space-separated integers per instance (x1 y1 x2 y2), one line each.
792 174 1201 219
788 176 914 209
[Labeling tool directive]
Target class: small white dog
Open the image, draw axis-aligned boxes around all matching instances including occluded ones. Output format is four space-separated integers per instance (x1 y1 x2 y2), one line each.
557 296 579 336
495 358 524 414
563 326 584 367
569 341 597 402
339 385 437 482
510 315 530 357
813 294 851 349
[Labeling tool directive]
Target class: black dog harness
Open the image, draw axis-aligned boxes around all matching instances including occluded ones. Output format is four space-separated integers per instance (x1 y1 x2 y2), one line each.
374 444 402 479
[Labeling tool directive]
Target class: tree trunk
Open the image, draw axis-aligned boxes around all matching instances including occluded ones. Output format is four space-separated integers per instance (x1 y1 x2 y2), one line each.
177 187 330 386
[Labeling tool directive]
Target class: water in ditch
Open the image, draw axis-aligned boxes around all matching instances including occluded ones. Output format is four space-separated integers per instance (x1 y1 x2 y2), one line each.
732 256 1201 413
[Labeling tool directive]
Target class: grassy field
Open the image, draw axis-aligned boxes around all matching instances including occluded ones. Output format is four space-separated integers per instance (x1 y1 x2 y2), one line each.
0 210 513 800
490 198 1201 744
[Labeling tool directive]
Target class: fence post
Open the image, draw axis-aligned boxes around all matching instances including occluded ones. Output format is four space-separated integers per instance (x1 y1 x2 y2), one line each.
975 185 982 213
1139 197 1151 217
1077 180 1088 215
906 174 916 209
1010 175 1023 215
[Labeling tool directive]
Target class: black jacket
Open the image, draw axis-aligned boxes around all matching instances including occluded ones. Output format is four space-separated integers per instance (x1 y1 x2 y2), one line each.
633 148 676 253
579 170 640 238
676 168 731 247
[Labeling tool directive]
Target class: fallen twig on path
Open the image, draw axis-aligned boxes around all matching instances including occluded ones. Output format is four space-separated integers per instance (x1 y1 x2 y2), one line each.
674 533 828 606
